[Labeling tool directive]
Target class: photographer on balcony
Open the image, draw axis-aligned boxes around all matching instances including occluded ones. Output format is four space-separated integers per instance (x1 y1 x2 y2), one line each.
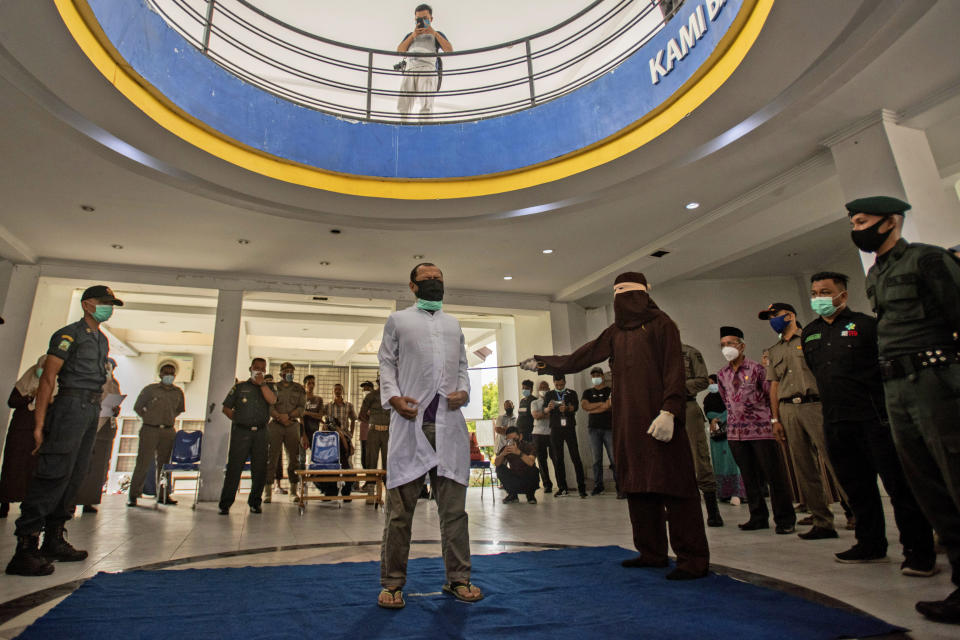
396 4 452 122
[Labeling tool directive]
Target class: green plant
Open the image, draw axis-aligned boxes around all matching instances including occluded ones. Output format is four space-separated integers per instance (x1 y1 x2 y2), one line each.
482 382 498 420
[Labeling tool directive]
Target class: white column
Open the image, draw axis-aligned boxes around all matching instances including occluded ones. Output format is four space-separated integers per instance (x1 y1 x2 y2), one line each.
0 264 40 450
827 111 960 271
495 323 519 414
198 289 243 501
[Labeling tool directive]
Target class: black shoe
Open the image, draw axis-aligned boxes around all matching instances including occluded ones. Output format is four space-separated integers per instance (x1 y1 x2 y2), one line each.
419 486 430 500
591 486 604 496
526 495 537 504
6 535 54 576
738 520 769 531
666 568 707 580
40 526 87 562
704 492 723 527
502 494 519 504
621 556 668 569
159 497 178 506
901 556 938 576
553 489 568 497
218 508 229 515
82 505 98 514
579 491 588 499
775 524 796 535
126 498 137 507
249 505 262 514
798 526 838 540
835 545 887 564
543 486 553 494
916 588 960 624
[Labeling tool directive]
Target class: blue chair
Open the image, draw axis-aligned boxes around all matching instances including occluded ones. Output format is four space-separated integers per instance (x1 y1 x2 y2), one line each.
310 431 341 470
159 430 203 510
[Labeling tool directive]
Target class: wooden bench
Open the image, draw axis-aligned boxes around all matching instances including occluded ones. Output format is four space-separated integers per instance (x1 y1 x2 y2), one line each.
294 469 387 514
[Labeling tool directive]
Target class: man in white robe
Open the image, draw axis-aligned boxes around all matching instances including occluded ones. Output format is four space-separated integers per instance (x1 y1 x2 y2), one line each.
376 263 483 609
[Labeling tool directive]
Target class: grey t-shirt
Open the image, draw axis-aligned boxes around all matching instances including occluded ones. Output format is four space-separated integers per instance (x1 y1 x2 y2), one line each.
531 398 550 436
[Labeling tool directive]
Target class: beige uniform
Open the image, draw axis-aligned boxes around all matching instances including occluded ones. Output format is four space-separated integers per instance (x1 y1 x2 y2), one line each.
266 380 306 495
682 344 716 494
129 382 185 500
766 334 844 529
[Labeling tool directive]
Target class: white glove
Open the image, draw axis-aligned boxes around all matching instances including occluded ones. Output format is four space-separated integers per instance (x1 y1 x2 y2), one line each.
519 357 540 372
647 411 674 442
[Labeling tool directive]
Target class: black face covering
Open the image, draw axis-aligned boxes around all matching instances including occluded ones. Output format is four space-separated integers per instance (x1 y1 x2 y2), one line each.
851 218 893 253
415 278 444 301
505 407 514 416
614 290 660 330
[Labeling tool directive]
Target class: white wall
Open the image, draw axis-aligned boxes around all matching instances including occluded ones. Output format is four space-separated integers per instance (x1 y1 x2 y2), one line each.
112 352 212 422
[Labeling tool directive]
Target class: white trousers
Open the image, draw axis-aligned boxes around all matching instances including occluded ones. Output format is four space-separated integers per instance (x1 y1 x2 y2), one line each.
397 70 438 121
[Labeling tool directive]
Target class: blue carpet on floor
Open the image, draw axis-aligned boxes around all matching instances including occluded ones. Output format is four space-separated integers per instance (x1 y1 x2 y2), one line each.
19 546 903 639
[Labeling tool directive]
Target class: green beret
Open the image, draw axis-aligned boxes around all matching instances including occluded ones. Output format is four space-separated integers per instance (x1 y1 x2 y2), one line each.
845 196 911 217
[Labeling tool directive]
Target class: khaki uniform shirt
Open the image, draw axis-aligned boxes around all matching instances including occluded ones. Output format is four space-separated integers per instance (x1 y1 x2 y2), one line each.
272 380 306 422
681 344 709 399
360 389 391 426
765 333 819 400
134 383 185 426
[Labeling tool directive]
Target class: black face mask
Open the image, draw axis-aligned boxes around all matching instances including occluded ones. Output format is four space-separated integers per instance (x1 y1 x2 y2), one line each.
851 218 893 253
505 407 514 416
415 278 444 302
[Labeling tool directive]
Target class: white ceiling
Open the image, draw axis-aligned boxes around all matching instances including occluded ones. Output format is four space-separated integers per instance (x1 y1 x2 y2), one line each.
1 0 959 307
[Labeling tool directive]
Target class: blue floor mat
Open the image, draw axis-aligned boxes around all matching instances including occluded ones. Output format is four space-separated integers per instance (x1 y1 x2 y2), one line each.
19 546 904 639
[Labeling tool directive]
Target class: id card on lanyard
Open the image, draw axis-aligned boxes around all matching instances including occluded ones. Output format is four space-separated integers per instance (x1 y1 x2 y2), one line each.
556 390 567 427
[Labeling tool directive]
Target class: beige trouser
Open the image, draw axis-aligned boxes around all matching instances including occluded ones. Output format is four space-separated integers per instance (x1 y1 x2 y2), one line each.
380 422 470 589
129 425 176 500
397 69 438 121
367 427 389 470
685 400 716 494
779 402 840 529
266 420 301 493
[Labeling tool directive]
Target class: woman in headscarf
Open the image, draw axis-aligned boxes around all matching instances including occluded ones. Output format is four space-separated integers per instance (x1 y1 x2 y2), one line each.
0 356 47 518
522 272 709 580
702 374 745 504
74 358 121 513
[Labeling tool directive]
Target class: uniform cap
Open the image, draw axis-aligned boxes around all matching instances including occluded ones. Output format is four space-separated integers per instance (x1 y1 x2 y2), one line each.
360 380 374 388
279 362 294 371
758 302 796 320
845 196 910 217
720 326 744 339
81 285 123 306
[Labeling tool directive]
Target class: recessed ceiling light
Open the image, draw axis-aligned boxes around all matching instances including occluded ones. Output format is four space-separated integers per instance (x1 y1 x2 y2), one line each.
319 261 331 266
111 244 123 250
542 249 553 254
685 202 700 210
237 239 250 245
413 254 424 260
80 205 95 212
503 276 513 280
786 252 799 257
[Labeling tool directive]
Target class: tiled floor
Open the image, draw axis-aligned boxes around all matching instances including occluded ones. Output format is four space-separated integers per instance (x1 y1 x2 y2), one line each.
0 488 955 639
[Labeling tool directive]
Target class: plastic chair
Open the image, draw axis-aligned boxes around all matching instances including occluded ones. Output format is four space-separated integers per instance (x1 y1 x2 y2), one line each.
470 458 495 503
310 431 341 470
159 430 203 510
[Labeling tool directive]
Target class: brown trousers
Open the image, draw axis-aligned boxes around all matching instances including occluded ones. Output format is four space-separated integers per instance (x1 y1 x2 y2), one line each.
685 400 716 493
380 423 470 589
266 419 301 492
627 492 710 575
129 425 176 500
779 402 842 529
367 428 389 470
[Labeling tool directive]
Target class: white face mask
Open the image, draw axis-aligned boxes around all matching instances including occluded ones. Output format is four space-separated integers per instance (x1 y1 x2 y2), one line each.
722 346 741 362
538 390 547 398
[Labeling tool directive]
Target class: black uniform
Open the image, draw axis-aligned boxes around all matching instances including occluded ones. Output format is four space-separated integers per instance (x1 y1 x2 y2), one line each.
867 238 960 588
543 388 585 494
218 380 272 511
15 320 108 537
802 307 934 563
516 395 535 441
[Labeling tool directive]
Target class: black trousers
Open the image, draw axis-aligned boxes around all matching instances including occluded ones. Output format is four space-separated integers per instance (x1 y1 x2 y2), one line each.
826 418 935 559
219 425 267 511
496 463 540 497
532 434 554 491
550 426 585 493
728 439 796 529
15 393 99 536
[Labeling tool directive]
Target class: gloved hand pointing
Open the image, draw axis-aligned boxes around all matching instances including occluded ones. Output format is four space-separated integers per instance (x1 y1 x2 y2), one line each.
519 357 540 372
647 411 674 442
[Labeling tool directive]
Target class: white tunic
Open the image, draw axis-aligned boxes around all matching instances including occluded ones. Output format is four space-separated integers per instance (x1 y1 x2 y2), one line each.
378 305 471 489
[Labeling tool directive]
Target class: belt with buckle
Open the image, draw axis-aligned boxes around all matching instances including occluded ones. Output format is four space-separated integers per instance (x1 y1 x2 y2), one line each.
880 348 960 381
235 424 262 431
58 388 101 402
371 424 390 431
781 394 820 405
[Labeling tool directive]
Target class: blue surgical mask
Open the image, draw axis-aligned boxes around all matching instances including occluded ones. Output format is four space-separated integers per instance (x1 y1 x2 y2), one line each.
769 315 791 334
161 375 175 385
92 304 114 322
521 389 532 397
416 298 443 311
591 377 603 386
810 296 838 317
707 383 718 393
284 373 294 382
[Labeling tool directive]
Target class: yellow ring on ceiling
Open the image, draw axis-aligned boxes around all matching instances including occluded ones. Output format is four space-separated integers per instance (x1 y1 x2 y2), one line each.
55 0 772 200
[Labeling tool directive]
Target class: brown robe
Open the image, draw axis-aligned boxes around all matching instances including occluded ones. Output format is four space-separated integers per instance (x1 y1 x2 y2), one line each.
536 310 698 499
0 389 39 503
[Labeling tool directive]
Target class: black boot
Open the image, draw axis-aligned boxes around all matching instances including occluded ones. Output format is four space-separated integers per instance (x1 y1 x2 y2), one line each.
40 525 88 562
0 502 9 518
6 534 55 576
704 492 724 527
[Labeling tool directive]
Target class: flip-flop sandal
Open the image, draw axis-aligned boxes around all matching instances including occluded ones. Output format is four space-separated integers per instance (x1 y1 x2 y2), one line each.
377 587 405 609
443 582 484 603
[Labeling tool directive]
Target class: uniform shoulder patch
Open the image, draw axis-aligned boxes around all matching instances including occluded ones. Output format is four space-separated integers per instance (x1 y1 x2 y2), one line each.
804 333 821 343
57 334 74 351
